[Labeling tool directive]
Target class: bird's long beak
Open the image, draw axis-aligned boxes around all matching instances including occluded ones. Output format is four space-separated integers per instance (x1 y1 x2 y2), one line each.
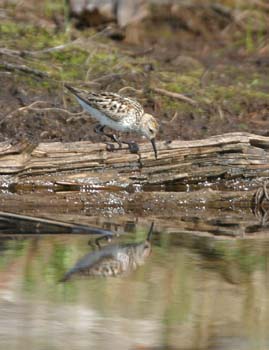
151 138 158 159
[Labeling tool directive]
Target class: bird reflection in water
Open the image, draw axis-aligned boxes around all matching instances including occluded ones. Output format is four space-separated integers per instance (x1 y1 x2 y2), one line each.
251 181 269 228
60 223 154 282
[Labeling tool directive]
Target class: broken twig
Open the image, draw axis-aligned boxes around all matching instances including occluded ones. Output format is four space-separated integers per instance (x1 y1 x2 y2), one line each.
150 87 197 106
3 101 84 123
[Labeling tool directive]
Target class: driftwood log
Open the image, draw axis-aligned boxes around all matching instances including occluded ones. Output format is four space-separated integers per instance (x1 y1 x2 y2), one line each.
0 132 268 238
0 132 269 189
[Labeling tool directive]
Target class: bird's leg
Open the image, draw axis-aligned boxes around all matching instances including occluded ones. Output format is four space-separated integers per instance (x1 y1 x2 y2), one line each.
94 124 105 136
94 125 139 154
105 133 122 152
94 124 113 140
94 124 122 149
110 134 122 148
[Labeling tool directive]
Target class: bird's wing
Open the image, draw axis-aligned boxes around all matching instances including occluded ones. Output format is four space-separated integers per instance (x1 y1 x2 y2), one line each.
77 90 144 122
75 255 126 277
90 256 126 276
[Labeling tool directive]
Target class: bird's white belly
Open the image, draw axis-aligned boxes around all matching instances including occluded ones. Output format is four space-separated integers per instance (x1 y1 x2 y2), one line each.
77 98 131 132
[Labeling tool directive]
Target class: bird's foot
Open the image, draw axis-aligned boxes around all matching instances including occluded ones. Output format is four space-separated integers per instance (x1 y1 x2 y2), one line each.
121 141 140 154
105 139 139 155
128 142 139 154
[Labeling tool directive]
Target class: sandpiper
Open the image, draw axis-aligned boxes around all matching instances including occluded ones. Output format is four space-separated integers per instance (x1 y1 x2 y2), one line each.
65 84 159 159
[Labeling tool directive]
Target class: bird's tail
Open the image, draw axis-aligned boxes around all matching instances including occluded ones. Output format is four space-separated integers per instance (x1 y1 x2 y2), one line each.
58 269 74 283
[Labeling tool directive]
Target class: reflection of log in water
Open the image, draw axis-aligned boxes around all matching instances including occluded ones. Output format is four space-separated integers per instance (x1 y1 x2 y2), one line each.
0 211 115 237
61 224 154 281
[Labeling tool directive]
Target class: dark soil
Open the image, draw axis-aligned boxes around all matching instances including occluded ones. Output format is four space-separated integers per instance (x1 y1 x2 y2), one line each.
1 0 269 145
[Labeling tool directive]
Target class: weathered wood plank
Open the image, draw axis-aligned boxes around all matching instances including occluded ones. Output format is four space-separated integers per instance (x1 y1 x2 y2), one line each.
0 132 269 188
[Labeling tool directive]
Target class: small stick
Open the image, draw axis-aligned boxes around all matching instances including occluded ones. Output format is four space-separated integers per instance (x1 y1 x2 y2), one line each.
118 86 143 95
151 87 197 106
170 112 178 123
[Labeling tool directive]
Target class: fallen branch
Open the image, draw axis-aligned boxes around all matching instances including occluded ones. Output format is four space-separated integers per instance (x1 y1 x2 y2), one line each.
0 42 81 58
0 28 110 60
0 47 30 58
2 101 84 124
91 72 142 87
118 86 143 95
150 87 197 106
0 211 115 236
26 106 84 116
0 61 48 78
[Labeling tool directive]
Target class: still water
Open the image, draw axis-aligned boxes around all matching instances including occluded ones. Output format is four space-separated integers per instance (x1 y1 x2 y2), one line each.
1 220 269 350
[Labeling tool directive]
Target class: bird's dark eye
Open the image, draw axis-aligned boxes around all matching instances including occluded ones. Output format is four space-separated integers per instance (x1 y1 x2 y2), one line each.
149 128 154 134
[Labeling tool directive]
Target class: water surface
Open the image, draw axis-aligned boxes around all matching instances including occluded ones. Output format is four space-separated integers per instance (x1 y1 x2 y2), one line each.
1 223 269 350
